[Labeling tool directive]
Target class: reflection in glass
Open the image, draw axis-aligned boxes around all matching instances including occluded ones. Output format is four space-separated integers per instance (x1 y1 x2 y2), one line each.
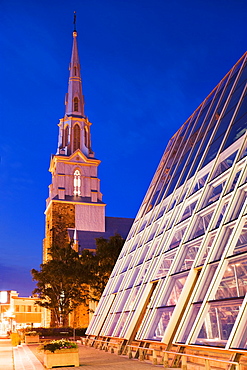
167 226 187 250
213 202 229 229
154 252 176 280
212 151 237 179
178 303 202 343
179 200 198 223
228 190 247 222
176 243 200 272
211 225 234 261
145 307 175 341
191 173 209 194
160 273 188 306
194 301 242 347
232 221 247 255
203 182 225 207
113 311 129 337
189 210 214 240
214 257 247 300
197 234 215 266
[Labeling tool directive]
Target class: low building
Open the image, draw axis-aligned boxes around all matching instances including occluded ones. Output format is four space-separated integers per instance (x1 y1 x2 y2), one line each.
0 290 43 333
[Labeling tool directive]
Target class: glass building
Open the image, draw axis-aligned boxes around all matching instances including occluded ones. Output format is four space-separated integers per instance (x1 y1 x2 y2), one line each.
86 53 247 359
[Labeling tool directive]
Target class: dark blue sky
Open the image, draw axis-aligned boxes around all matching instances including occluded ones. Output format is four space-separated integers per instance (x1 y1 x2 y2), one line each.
1 0 247 296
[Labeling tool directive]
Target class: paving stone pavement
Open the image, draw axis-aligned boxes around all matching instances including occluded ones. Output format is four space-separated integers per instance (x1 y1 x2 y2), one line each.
28 342 162 369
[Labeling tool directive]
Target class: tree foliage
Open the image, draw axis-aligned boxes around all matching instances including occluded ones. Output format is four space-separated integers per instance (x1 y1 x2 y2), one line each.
82 234 125 300
31 233 89 327
31 233 124 326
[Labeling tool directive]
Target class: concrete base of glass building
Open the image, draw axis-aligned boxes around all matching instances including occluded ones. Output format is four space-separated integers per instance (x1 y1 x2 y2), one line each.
86 52 247 369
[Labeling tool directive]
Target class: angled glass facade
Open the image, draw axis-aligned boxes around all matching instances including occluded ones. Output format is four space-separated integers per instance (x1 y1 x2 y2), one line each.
86 53 247 351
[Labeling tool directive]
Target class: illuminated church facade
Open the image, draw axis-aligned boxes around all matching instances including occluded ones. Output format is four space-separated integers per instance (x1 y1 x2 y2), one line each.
86 53 247 365
43 29 133 327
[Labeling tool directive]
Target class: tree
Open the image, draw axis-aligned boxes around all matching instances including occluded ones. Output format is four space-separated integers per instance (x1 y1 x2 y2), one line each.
31 241 89 327
31 233 125 326
82 234 125 300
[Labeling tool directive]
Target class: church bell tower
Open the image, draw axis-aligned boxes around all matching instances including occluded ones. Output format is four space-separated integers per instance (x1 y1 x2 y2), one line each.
43 27 106 261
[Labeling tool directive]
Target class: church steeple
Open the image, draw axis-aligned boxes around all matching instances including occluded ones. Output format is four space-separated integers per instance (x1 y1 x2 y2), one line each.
56 23 93 158
65 30 85 117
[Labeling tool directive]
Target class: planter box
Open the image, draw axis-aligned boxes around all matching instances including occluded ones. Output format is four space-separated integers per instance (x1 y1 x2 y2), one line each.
44 348 79 368
25 335 40 343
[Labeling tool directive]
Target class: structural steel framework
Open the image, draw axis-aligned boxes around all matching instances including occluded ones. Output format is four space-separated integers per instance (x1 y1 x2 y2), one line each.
87 53 247 352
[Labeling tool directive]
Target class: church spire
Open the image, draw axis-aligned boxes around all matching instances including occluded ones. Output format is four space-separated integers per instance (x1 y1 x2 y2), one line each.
57 16 93 158
65 19 85 117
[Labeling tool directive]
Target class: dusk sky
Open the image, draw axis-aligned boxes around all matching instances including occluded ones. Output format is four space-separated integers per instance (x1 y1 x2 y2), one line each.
1 0 247 296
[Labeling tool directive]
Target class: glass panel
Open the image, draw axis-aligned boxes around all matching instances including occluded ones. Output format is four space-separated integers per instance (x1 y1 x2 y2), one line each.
126 267 140 288
160 273 188 306
104 313 121 336
153 252 176 280
190 173 209 194
144 306 175 341
196 234 215 266
194 300 242 347
175 242 201 272
232 220 247 256
113 311 130 337
226 170 241 193
179 200 198 223
189 210 214 240
125 286 140 310
167 226 187 250
203 182 225 207
112 275 125 293
136 262 150 286
233 315 247 349
214 256 247 300
212 151 237 179
115 289 131 312
211 225 234 261
178 303 202 343
196 264 219 302
212 201 229 229
227 189 247 221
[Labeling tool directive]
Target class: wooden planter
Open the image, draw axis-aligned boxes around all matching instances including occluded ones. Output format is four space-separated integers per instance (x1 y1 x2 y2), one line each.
44 348 79 368
25 335 40 343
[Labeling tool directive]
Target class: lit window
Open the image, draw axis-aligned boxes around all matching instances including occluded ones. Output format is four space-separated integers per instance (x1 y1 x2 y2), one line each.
74 170 81 196
74 97 79 112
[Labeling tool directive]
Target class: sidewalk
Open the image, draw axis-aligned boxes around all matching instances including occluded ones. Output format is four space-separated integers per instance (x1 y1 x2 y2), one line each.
29 343 160 369
0 338 14 370
0 338 162 369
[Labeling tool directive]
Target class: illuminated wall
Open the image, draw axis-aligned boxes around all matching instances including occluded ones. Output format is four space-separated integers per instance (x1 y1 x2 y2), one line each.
87 53 247 351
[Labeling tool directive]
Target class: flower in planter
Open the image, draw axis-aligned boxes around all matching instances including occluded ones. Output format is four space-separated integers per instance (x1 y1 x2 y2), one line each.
25 331 39 336
40 339 78 353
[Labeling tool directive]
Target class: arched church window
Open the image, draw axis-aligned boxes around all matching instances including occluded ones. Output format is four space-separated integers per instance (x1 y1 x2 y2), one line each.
64 125 69 146
74 66 77 76
73 124 80 151
74 170 81 196
84 127 88 147
74 97 79 112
